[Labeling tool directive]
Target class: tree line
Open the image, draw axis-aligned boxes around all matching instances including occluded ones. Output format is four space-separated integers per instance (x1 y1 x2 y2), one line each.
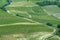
36 0 60 7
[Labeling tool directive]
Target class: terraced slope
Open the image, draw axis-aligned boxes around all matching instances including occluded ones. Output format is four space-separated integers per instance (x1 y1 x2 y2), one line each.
0 0 60 40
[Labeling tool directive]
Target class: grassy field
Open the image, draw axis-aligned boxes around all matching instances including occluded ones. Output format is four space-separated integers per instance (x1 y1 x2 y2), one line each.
42 5 60 26
0 0 60 40
6 3 60 26
0 24 53 35
0 24 53 40
0 9 34 25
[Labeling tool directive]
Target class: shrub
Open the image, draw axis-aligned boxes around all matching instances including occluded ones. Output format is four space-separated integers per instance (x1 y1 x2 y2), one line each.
57 24 60 28
46 23 52 26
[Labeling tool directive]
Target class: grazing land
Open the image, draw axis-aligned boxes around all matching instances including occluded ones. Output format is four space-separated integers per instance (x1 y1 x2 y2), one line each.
0 0 60 40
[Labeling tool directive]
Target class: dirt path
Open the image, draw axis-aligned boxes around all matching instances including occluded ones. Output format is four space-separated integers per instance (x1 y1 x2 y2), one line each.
0 22 40 27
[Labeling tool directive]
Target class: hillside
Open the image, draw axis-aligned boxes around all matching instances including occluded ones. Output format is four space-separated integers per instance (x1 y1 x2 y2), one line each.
0 0 60 40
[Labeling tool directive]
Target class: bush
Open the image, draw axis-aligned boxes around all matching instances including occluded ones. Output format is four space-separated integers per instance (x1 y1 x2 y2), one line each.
56 24 60 36
57 24 60 28
46 23 52 26
16 14 23 17
0 7 7 12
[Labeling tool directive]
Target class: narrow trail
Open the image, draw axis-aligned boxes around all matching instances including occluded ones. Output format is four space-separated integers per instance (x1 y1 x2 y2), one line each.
0 0 12 12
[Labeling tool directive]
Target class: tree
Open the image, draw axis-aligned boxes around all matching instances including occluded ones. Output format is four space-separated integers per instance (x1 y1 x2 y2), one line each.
43 1 50 5
0 0 12 12
0 7 7 12
57 2 60 7
36 1 57 6
7 0 12 4
56 0 60 7
56 24 60 33
56 24 60 36
2 0 12 8
0 0 7 7
36 2 45 6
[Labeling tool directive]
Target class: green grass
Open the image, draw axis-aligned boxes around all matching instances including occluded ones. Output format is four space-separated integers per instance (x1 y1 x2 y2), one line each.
43 5 60 14
0 24 53 35
0 10 33 25
47 36 59 40
12 0 44 2
0 0 7 7
0 0 60 40
6 5 60 26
